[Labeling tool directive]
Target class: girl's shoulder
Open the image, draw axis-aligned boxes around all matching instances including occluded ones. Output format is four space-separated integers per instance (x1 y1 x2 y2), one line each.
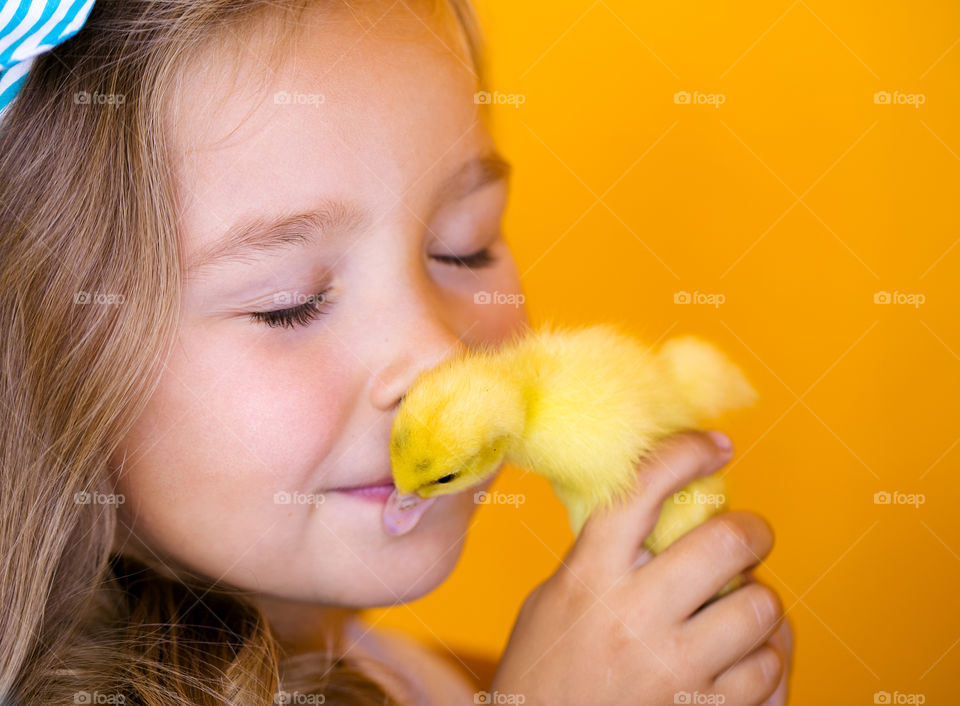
343 616 479 706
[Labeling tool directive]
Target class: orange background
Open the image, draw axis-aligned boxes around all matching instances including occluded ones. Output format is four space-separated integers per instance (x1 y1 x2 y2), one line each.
364 1 960 702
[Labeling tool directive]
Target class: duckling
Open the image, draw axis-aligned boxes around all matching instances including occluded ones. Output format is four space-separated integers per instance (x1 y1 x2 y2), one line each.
382 321 757 595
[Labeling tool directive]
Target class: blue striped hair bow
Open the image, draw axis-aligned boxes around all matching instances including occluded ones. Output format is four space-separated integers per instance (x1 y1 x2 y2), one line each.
0 0 96 125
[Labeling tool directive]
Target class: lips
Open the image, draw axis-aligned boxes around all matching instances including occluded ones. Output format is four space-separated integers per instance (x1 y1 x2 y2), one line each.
338 484 395 503
323 477 441 530
326 476 397 506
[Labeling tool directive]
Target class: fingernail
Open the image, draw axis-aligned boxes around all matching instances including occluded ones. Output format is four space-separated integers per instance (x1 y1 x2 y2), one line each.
760 647 779 681
630 548 654 570
706 430 733 453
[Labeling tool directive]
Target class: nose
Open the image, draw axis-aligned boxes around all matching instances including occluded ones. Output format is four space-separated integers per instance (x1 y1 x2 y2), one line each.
369 323 467 411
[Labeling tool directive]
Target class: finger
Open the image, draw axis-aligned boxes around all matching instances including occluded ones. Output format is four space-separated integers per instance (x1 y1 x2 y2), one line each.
713 644 783 706
571 429 735 574
639 511 774 621
682 581 784 677
760 616 794 706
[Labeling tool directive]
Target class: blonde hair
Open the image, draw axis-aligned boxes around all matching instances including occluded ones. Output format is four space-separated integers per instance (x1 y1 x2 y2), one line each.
0 1 484 703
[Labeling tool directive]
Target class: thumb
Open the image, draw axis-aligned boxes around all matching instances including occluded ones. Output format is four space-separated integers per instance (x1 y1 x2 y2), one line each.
567 429 735 576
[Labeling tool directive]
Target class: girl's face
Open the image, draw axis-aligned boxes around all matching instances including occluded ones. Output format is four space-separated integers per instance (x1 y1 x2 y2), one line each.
113 4 526 608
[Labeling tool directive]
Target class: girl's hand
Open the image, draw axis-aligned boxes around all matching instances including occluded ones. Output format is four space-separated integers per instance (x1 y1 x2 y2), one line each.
757 597 794 705
489 430 788 705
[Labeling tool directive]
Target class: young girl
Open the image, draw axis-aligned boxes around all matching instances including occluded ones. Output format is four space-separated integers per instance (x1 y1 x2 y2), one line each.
0 1 792 703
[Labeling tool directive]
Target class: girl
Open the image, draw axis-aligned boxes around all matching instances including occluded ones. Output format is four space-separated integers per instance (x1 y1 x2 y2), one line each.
0 1 792 703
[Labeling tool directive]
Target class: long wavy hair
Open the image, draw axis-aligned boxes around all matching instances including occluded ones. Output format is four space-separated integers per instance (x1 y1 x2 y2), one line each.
0 1 484 703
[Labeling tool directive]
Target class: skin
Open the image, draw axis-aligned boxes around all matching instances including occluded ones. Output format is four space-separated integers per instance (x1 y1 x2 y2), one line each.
491 431 795 705
109 2 793 702
112 2 524 649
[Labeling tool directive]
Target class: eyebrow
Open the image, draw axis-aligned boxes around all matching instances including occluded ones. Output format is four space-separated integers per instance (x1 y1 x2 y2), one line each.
186 153 512 277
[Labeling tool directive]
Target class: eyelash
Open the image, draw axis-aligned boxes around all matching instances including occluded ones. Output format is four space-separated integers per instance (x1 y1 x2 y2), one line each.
248 248 497 330
431 247 497 269
249 288 333 330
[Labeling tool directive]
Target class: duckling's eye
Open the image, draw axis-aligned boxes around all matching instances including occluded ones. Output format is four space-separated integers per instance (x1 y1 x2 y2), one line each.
433 473 456 484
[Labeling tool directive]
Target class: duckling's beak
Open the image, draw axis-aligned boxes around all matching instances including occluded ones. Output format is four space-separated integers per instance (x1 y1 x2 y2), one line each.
382 488 437 536
394 491 421 510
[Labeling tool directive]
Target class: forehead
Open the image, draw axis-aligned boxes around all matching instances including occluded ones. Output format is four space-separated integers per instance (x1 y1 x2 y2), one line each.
164 2 485 269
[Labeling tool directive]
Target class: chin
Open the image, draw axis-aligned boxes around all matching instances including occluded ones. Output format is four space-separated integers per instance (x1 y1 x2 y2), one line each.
390 549 463 603
362 535 468 606
378 491 478 603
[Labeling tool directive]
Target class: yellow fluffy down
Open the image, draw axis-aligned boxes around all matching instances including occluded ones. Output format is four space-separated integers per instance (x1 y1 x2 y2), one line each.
389 321 757 597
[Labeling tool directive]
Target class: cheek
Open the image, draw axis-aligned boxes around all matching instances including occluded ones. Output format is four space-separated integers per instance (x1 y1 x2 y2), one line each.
239 342 358 488
467 259 529 342
113 333 358 572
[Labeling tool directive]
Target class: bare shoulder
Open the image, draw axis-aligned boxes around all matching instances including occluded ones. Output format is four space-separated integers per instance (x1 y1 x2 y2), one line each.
344 617 480 706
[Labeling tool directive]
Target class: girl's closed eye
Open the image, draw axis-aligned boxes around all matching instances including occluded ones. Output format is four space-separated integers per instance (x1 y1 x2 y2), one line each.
249 287 335 330
248 245 499 330
430 246 497 269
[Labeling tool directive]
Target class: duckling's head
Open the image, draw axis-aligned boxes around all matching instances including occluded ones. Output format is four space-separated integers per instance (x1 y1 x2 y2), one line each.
389 348 526 499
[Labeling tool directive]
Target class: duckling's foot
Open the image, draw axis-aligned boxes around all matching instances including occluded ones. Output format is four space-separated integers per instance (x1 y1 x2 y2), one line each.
382 489 437 536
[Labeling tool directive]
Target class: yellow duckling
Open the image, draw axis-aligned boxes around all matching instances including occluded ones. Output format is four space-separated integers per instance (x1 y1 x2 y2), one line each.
382 322 757 595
